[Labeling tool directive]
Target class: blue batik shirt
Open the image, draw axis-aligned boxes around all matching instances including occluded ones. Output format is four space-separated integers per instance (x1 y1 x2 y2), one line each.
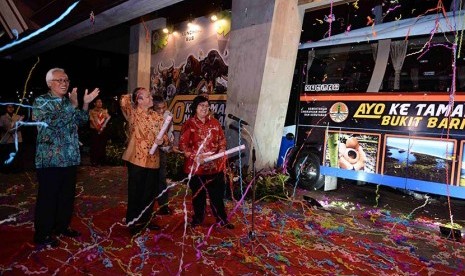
32 93 89 168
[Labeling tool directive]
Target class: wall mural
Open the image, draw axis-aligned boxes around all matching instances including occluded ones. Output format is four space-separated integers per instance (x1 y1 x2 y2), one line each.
150 12 231 135
150 13 231 103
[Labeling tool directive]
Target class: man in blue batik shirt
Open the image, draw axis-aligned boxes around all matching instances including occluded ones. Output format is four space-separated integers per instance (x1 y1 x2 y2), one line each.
32 68 99 247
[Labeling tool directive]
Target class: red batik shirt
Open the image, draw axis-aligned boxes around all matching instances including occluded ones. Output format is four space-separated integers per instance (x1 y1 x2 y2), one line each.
178 114 227 175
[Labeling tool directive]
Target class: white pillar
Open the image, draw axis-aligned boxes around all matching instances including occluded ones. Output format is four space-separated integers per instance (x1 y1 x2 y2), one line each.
226 0 304 169
128 18 166 93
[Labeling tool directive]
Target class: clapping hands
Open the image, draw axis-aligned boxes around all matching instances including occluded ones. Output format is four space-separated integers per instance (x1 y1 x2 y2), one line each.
68 87 99 109
84 88 100 104
69 88 79 108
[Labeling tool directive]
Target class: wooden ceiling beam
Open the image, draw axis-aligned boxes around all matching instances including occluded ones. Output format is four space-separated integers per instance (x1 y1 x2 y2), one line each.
10 0 41 29
4 0 183 60
298 0 356 12
0 0 28 39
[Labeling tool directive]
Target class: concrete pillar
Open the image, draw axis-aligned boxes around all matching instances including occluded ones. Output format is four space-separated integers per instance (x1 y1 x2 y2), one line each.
226 0 304 169
128 18 166 93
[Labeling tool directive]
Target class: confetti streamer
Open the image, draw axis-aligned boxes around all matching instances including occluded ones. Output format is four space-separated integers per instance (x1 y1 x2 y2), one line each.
345 24 352 35
327 0 334 38
367 16 374 26
12 29 19 40
385 5 402 17
90 11 95 25
16 57 40 116
142 19 150 43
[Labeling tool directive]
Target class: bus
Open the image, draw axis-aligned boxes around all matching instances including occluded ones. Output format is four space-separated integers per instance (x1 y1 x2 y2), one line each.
287 9 465 199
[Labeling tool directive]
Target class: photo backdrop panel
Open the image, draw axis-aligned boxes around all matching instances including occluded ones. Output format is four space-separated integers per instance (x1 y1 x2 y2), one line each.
383 135 456 184
458 140 465 186
324 131 381 173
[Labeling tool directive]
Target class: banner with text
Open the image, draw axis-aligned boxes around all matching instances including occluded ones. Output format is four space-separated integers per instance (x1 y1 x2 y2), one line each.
299 93 465 134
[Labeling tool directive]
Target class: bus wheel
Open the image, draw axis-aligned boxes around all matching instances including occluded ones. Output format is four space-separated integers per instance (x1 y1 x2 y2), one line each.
293 152 324 190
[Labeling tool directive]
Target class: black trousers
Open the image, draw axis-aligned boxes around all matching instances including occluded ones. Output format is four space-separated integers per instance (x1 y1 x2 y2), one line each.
126 163 159 227
90 129 107 165
157 151 168 207
34 166 77 240
189 173 228 224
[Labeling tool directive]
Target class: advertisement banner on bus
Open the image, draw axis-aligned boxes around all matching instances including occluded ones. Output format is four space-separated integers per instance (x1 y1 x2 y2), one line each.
300 93 465 134
299 93 465 190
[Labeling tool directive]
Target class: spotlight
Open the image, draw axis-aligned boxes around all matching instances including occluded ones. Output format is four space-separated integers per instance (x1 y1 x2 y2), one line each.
162 28 169 34
187 22 200 31
210 14 218 22
187 14 196 28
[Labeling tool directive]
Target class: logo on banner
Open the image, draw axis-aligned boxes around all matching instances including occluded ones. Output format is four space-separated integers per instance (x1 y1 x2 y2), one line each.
329 102 349 123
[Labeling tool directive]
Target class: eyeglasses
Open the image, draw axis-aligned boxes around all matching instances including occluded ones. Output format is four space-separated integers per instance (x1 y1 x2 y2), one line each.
51 79 70 84
155 104 167 110
198 103 210 109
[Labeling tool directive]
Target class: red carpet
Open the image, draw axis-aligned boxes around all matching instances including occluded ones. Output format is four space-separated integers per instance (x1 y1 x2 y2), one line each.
0 166 464 275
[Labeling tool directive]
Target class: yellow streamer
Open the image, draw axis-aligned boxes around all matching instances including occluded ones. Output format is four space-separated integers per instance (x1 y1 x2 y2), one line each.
15 56 40 116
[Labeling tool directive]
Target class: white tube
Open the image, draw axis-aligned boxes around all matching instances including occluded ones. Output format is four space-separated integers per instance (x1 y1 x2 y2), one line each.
203 144 246 163
98 116 111 133
149 115 173 155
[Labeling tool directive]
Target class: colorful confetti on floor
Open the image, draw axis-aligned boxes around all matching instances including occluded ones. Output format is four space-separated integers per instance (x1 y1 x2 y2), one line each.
0 166 464 275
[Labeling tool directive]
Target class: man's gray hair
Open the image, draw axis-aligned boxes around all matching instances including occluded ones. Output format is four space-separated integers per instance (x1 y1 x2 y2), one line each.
45 68 65 84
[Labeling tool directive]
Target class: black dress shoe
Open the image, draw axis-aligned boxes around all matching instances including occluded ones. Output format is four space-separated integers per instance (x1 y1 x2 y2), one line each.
189 220 201 228
147 223 160 231
58 228 81 237
129 225 143 236
224 223 235 229
158 206 172 215
220 222 235 229
34 236 60 248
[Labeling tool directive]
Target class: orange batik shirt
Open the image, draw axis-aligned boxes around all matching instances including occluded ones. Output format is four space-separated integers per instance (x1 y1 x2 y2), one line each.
89 107 109 131
120 94 164 169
